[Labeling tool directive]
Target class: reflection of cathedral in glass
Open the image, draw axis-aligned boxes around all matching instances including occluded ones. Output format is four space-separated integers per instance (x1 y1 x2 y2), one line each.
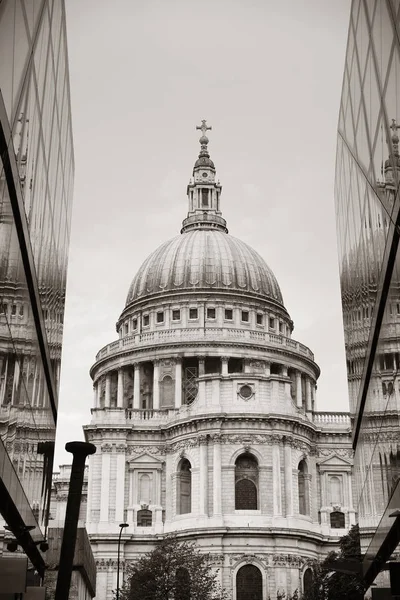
0 0 74 579
334 0 400 586
85 123 353 600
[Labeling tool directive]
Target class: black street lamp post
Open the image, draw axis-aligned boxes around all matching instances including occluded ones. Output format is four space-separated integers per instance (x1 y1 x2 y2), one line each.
116 522 129 600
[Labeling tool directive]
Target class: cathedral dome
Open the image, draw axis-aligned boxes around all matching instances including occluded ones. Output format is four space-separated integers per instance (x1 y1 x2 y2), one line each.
125 229 284 306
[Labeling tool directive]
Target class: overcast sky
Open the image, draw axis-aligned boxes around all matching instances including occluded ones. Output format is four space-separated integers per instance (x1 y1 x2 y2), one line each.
55 0 351 467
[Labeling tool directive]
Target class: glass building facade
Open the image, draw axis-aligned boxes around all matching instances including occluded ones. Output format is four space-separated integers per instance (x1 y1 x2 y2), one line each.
335 0 400 586
0 0 74 578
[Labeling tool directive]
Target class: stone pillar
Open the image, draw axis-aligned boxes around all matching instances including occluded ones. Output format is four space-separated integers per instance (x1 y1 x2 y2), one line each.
175 359 182 408
153 360 160 410
296 371 302 408
284 442 293 516
213 437 222 515
117 369 124 408
198 357 205 376
282 365 288 377
115 446 126 522
306 378 312 412
272 444 282 515
133 363 140 409
221 356 229 376
199 437 208 515
100 447 111 521
264 361 271 376
105 374 111 408
96 381 102 407
93 384 98 409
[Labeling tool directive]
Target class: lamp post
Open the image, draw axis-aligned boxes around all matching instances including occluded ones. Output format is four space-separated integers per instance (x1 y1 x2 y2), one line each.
116 522 129 600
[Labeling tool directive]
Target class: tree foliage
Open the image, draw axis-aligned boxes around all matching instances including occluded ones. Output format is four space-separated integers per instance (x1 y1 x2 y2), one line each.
302 524 366 600
118 535 228 600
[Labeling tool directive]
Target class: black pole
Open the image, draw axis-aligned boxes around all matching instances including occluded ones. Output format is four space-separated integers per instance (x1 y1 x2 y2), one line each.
54 441 96 600
116 523 129 600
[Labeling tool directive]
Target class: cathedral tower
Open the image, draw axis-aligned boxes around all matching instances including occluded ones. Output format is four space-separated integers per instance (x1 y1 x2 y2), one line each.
84 124 353 600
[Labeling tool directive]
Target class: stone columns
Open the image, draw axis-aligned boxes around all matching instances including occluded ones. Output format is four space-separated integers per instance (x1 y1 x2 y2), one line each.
282 365 288 377
272 444 282 515
175 359 182 408
105 374 111 408
221 356 229 376
117 369 124 408
284 441 293 516
213 437 222 515
198 357 205 376
100 447 111 521
133 363 140 409
306 378 312 412
115 446 126 522
199 437 208 515
153 360 160 410
296 371 302 408
264 361 271 376
93 384 98 409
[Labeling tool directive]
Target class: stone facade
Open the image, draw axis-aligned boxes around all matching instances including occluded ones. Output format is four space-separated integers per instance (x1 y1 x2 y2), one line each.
84 124 353 600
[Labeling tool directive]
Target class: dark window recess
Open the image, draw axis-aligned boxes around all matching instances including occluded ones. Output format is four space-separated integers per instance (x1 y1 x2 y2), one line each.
172 309 180 321
269 317 275 328
124 323 129 334
132 318 138 330
11 305 17 316
330 511 345 528
0 304 7 314
241 311 249 322
189 308 198 319
235 454 258 510
19 305 24 316
143 315 149 326
207 307 216 319
270 363 281 375
279 322 284 332
236 565 262 600
225 309 233 320
205 357 221 374
137 509 152 526
228 358 243 373
256 313 263 325
156 311 164 323
202 188 209 207
179 459 192 514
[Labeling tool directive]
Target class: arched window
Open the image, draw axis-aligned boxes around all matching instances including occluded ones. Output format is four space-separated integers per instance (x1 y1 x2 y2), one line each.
235 454 258 510
161 375 174 408
236 564 262 600
137 509 152 527
330 476 342 505
178 459 191 514
303 568 313 594
330 510 345 528
298 460 310 515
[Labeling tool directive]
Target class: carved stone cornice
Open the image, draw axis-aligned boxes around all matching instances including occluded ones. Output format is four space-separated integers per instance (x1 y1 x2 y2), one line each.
96 558 121 571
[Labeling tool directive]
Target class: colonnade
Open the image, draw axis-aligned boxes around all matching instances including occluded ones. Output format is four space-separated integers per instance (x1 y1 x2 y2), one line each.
92 357 315 413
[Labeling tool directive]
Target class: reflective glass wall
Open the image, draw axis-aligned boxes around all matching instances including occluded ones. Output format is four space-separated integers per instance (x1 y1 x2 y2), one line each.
0 0 74 573
335 0 400 583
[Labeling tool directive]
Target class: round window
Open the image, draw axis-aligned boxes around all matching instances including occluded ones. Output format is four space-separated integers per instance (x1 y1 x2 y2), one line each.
239 384 253 399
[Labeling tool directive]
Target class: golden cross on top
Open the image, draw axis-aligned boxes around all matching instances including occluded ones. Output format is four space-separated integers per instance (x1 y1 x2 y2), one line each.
196 119 212 136
390 118 400 133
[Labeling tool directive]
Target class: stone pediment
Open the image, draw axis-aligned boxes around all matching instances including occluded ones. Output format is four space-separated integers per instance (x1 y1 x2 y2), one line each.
317 453 352 469
128 453 164 469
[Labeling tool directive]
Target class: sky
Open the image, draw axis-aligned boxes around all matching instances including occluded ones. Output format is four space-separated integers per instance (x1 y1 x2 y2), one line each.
55 0 352 467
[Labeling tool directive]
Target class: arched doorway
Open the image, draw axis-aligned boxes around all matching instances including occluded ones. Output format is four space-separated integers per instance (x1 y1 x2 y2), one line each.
236 564 262 600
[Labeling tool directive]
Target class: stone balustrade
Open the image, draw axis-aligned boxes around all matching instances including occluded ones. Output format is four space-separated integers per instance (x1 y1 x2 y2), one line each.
95 328 314 361
313 412 351 426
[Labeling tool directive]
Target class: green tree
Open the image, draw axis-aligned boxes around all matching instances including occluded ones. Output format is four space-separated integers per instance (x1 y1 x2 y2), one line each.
302 524 366 600
118 535 228 600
